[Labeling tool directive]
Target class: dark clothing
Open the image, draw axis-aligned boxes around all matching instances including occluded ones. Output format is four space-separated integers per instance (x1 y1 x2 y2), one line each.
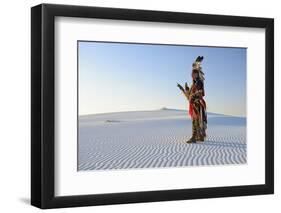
189 78 207 139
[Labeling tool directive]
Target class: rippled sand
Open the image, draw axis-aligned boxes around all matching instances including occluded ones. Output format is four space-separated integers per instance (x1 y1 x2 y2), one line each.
78 109 246 171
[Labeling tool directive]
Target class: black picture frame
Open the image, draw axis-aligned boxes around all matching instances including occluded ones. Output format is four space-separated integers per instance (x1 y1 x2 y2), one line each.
31 3 274 209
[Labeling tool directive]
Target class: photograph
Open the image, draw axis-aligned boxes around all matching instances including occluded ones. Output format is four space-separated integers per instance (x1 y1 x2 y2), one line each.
78 41 247 171
30 3 274 209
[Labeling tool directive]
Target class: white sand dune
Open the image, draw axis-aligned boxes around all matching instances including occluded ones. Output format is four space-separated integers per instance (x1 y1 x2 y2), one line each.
78 108 246 171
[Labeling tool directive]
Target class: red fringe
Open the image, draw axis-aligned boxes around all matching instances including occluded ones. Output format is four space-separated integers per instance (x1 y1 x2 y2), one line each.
189 103 193 117
188 99 206 119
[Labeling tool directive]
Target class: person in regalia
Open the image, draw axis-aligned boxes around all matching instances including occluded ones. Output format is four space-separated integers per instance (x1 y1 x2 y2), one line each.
177 56 207 143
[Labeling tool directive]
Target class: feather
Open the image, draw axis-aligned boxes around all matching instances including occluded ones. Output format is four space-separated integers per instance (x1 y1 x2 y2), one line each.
195 56 204 62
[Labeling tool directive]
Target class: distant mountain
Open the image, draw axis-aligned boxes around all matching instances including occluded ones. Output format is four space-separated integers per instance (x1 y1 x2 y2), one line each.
159 107 185 111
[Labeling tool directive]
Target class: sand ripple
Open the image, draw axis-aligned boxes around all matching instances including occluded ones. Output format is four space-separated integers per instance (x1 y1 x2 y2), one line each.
78 110 246 171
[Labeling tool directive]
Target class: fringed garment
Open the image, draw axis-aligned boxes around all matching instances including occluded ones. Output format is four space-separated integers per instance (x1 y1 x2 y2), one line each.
188 78 207 138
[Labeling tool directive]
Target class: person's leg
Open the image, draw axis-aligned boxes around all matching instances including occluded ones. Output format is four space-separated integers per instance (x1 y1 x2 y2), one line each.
201 105 207 139
187 119 198 143
202 122 207 138
197 129 205 142
196 106 206 142
194 119 202 141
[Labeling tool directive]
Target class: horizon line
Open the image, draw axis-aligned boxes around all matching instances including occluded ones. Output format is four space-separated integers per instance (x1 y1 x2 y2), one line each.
79 107 246 118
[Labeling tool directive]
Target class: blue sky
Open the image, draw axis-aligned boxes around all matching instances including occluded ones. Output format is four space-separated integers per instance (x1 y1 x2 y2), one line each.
78 41 246 117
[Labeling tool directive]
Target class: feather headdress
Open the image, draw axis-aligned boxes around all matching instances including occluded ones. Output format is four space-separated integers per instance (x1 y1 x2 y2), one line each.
192 56 205 81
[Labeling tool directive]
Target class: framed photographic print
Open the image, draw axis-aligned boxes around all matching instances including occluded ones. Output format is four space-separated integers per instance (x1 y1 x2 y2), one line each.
31 3 274 209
